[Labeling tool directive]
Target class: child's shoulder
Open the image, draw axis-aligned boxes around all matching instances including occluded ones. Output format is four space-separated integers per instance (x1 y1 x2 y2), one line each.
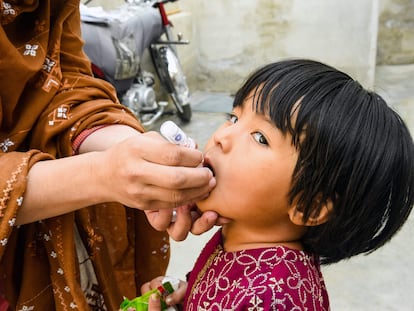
229 246 329 309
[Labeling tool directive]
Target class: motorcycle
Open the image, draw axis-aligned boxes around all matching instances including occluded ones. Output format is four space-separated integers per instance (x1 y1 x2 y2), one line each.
80 0 192 127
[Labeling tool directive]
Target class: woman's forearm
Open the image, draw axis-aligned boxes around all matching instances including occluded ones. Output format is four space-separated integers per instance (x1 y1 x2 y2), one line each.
16 125 140 225
78 124 140 154
16 151 106 225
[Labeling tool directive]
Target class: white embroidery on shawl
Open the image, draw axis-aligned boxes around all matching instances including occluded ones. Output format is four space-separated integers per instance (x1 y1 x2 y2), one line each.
2 2 15 15
23 44 39 57
160 236 170 259
43 233 51 241
17 196 23 206
160 244 170 254
70 302 78 309
43 77 60 92
0 156 28 217
8 218 15 226
48 105 70 126
42 57 56 73
0 138 14 152
17 306 34 311
57 106 68 118
0 238 8 246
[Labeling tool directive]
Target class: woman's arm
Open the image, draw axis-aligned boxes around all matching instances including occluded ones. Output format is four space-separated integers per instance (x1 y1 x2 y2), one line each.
17 125 215 226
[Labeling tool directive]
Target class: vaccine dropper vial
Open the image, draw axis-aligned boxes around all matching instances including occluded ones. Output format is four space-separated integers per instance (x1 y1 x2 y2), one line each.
160 120 196 149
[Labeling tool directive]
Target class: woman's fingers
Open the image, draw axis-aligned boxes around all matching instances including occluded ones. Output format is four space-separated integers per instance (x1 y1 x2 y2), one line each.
165 205 193 241
100 133 215 210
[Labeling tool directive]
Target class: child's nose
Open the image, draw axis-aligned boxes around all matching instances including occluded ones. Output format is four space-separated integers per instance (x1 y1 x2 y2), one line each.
212 124 234 152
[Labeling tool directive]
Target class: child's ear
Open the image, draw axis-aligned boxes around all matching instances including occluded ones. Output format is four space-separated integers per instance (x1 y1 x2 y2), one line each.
288 198 333 226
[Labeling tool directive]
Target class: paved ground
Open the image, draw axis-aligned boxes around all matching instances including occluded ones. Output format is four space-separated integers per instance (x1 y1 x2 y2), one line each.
148 65 414 310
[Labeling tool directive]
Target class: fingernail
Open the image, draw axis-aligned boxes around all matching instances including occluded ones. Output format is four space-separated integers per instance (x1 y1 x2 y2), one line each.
208 177 216 187
151 293 159 302
171 209 177 223
206 211 218 222
166 296 173 305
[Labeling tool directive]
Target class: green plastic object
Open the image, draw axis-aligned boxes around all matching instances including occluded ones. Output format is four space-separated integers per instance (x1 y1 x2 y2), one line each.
120 281 175 311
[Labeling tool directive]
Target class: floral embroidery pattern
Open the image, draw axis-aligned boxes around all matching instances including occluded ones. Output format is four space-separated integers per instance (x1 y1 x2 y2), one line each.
186 231 329 310
17 305 34 311
23 44 39 57
42 57 56 73
2 2 15 15
16 196 23 206
0 138 14 152
249 296 264 311
48 105 70 126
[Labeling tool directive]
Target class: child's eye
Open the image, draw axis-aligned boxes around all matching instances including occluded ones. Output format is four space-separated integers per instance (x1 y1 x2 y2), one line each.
225 113 238 124
252 132 269 145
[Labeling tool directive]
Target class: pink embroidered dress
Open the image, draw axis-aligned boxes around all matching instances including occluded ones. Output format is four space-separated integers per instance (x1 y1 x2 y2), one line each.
184 229 330 310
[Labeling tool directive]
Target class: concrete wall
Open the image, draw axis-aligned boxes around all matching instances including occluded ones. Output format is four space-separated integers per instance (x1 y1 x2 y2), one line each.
377 0 414 64
84 0 414 92
182 0 379 91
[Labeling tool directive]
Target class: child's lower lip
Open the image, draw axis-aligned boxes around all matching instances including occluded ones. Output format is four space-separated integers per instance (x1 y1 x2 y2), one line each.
203 161 215 176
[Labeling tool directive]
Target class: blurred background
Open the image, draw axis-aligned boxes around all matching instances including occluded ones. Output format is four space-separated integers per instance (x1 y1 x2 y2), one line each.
86 0 413 93
83 1 414 310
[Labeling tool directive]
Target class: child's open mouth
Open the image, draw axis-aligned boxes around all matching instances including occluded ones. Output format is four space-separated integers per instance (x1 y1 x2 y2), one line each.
203 157 215 176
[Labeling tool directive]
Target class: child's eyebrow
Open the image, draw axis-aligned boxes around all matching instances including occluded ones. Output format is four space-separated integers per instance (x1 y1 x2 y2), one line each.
262 114 278 129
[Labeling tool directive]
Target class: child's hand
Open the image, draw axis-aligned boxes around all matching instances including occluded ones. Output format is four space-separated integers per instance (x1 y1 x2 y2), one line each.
141 276 187 308
119 295 163 311
147 293 162 311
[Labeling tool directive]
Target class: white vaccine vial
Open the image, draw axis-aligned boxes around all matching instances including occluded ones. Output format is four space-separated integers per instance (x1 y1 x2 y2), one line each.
160 120 196 149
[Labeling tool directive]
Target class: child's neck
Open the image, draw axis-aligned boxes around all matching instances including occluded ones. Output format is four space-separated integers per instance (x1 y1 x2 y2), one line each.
221 222 305 252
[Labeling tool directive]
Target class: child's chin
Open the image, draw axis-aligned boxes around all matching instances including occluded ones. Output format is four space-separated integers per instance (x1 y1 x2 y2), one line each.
195 198 212 213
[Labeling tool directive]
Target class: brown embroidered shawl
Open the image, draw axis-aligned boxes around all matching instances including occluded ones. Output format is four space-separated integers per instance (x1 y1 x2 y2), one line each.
0 0 169 309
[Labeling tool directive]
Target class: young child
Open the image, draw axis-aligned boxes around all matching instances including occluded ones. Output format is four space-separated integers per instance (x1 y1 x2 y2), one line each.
142 59 414 310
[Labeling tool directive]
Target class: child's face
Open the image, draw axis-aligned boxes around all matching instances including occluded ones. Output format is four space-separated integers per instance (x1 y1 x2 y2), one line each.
198 97 299 230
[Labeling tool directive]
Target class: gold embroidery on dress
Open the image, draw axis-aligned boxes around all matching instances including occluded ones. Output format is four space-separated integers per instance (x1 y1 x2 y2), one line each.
190 245 222 295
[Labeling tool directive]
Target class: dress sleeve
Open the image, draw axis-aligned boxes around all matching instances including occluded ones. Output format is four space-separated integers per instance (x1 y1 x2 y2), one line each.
0 151 53 260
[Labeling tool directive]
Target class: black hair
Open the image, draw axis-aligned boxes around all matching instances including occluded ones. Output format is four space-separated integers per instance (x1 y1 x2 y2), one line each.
233 59 414 264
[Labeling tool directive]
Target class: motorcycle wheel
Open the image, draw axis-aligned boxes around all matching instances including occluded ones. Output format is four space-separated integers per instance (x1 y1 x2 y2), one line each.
150 45 192 122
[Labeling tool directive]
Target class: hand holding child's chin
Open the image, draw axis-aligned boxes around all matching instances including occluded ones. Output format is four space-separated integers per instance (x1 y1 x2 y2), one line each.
189 206 231 236
168 202 231 237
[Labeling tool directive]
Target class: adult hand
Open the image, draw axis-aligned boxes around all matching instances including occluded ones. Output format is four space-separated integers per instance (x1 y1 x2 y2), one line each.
96 131 216 211
87 126 225 239
145 204 231 241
